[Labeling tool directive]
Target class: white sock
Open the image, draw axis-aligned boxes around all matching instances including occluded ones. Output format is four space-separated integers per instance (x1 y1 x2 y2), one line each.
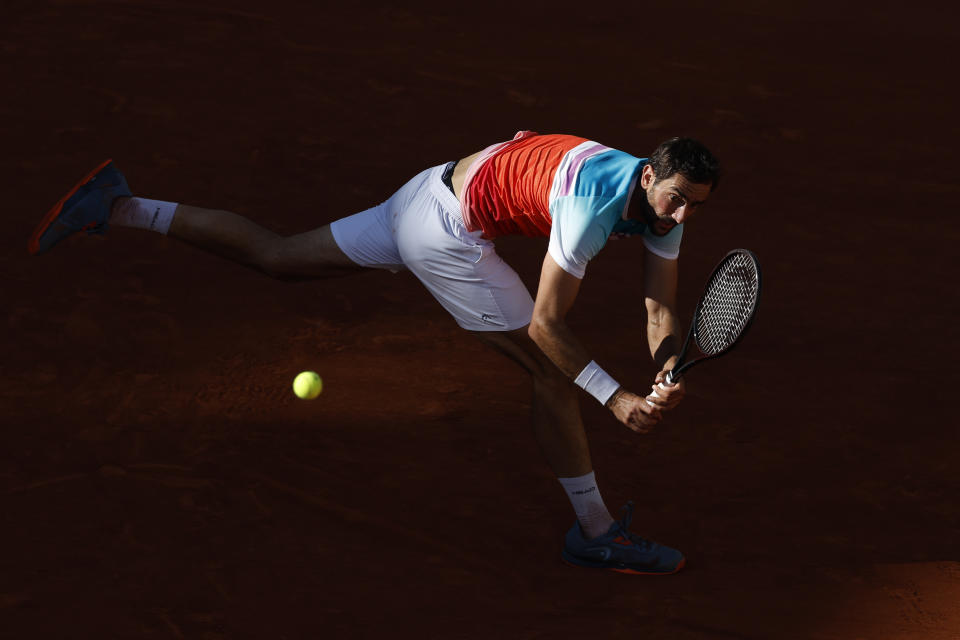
558 471 615 539
110 197 178 235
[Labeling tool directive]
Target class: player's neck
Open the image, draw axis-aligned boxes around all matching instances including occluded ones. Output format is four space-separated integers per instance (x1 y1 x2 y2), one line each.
625 186 652 222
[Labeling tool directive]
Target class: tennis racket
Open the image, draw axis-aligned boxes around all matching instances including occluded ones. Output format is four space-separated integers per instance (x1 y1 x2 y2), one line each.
661 248 762 387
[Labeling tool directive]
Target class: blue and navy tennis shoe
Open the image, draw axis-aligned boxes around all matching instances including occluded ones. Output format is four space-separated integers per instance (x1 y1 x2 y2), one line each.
28 159 130 255
562 501 685 575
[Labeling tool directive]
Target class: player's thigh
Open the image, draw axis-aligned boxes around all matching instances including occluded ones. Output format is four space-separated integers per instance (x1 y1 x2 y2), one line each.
393 183 536 330
323 169 436 274
273 224 365 276
399 231 536 331
273 193 409 278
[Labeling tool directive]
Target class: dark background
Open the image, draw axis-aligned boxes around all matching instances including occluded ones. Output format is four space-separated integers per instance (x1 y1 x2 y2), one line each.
2 1 958 638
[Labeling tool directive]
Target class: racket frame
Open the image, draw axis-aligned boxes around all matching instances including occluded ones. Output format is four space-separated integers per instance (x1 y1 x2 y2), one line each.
665 248 762 384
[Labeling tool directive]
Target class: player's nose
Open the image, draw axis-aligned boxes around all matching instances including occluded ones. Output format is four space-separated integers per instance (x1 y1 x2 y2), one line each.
672 206 690 224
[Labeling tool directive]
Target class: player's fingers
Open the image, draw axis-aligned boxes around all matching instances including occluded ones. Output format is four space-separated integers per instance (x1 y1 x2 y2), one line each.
633 404 660 426
647 397 673 412
648 386 670 404
646 396 675 414
639 399 662 418
660 393 681 410
658 379 680 392
650 382 686 401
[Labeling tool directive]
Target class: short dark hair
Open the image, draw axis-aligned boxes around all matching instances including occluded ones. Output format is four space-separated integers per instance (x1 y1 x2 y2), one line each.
648 137 721 190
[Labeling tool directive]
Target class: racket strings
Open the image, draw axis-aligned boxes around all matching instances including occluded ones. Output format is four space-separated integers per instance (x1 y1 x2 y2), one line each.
695 253 760 355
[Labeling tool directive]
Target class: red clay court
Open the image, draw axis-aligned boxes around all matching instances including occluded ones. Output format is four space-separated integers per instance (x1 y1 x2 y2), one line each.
2 1 958 638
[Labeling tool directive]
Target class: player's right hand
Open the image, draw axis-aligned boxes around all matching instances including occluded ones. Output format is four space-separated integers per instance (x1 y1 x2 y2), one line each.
606 389 662 434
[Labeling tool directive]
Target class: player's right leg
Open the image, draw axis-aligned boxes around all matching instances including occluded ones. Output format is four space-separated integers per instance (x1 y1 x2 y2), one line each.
388 163 685 574
473 328 685 575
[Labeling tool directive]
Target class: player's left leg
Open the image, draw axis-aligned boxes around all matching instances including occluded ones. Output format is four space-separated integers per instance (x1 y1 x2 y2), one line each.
29 159 381 281
164 203 364 281
160 164 442 280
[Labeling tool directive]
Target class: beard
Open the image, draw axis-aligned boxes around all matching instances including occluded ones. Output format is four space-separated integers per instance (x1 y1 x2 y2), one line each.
640 192 678 236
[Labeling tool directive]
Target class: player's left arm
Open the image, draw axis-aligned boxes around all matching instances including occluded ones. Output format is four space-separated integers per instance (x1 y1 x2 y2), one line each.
643 249 686 409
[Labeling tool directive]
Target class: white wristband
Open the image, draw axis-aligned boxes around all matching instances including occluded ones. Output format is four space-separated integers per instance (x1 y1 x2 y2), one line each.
574 360 620 406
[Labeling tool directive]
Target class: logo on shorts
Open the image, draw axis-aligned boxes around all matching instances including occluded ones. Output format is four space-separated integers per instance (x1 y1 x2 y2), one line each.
481 314 496 325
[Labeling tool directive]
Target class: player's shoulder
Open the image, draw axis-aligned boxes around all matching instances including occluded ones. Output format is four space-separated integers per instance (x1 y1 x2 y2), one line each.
526 132 591 147
571 148 643 197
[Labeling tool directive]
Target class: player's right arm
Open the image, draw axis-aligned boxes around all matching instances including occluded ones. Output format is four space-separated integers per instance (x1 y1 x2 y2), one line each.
529 253 662 433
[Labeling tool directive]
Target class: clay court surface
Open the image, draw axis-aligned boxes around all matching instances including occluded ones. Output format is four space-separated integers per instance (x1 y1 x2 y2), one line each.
3 1 958 638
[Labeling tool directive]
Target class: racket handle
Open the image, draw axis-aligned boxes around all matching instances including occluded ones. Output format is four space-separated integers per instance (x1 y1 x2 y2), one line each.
651 369 681 404
650 371 676 404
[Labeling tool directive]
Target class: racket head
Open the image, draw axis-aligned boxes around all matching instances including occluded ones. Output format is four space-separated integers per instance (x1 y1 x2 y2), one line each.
691 249 762 357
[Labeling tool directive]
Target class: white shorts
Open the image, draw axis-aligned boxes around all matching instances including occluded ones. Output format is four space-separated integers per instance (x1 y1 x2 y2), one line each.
330 164 535 331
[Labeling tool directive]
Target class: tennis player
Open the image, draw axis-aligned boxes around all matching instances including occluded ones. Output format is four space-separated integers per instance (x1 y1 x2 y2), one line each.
30 131 720 575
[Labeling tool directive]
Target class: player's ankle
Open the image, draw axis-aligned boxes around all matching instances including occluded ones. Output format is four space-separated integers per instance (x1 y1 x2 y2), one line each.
110 197 178 235
111 196 131 216
581 515 615 539
558 471 616 538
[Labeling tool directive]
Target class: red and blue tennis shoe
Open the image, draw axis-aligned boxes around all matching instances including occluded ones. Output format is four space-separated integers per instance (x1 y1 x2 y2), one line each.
28 159 131 255
562 501 686 575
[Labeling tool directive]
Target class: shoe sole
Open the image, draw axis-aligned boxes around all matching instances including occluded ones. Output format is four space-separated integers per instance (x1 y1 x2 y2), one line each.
561 553 686 575
28 158 115 255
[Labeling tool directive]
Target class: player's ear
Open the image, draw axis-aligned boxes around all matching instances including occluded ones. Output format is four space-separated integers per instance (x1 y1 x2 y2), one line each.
640 164 656 189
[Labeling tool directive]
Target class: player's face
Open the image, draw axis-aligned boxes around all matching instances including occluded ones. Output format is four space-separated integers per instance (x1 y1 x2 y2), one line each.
639 165 712 236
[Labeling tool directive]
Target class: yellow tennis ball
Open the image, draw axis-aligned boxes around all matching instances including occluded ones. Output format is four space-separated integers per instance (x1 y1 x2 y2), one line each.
293 371 323 399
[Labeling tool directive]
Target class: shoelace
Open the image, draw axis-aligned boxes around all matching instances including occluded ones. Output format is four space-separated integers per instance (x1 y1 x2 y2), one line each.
614 501 655 551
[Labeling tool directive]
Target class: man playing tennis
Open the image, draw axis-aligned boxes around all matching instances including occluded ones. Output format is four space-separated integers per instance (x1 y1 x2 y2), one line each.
30 131 720 575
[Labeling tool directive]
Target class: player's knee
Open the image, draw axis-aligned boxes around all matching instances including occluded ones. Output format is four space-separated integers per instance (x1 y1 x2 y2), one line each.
256 239 298 281
256 237 362 281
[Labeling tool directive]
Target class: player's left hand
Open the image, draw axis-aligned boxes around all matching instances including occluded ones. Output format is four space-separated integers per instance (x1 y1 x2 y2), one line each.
645 370 686 411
